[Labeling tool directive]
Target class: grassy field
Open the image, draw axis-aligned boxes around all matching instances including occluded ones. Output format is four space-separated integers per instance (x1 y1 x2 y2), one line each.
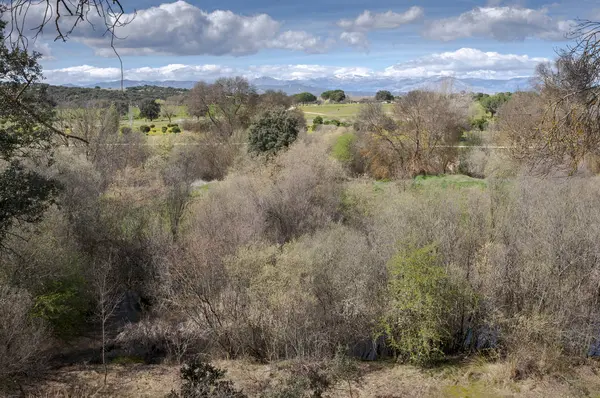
300 103 394 122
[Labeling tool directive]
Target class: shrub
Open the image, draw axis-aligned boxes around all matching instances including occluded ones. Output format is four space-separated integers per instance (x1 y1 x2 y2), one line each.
0 285 49 379
248 108 301 155
139 125 151 133
150 124 156 128
172 126 182 134
331 132 357 165
381 245 474 365
167 123 179 128
120 126 132 135
167 360 246 398
313 115 323 125
162 126 168 133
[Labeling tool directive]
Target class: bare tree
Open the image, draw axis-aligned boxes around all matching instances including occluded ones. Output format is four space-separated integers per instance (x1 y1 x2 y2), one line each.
186 77 258 138
89 254 123 385
161 98 179 124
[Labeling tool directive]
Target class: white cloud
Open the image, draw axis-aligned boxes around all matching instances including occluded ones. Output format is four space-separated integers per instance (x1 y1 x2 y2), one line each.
337 7 424 48
424 6 575 41
43 48 548 85
338 7 424 32
4 0 327 56
383 48 549 79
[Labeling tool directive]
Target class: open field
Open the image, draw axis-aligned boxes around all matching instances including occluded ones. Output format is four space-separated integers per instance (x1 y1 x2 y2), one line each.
300 103 394 122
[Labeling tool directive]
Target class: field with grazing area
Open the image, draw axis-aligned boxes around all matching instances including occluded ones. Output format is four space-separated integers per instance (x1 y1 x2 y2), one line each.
300 102 394 121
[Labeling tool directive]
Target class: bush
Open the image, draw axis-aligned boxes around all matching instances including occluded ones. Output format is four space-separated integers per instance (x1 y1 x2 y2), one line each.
150 124 156 128
120 126 132 135
162 126 168 133
172 126 182 134
313 115 323 125
167 123 179 128
381 245 475 365
167 360 246 398
248 108 302 155
0 285 49 379
140 125 151 133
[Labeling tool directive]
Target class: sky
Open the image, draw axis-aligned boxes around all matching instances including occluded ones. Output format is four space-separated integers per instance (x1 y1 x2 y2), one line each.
4 0 600 84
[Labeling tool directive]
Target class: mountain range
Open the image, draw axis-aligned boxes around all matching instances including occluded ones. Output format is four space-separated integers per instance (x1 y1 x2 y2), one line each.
68 76 533 95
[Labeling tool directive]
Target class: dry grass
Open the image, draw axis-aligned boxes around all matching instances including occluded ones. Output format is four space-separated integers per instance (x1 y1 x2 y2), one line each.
22 359 600 398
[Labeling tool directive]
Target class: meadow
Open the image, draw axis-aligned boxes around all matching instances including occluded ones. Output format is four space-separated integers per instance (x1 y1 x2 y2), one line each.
299 102 394 122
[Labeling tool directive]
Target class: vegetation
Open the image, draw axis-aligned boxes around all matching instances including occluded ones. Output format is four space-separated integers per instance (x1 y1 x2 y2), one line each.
6 15 600 398
248 107 303 155
321 89 346 102
375 90 394 102
292 92 318 103
139 99 161 121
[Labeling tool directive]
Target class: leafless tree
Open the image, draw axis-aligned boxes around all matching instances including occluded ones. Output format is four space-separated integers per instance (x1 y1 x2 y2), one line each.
161 99 179 124
186 77 258 139
89 253 123 385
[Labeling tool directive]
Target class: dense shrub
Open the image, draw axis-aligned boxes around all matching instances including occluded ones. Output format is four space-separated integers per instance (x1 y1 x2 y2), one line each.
172 126 182 134
140 125 151 133
313 115 323 125
120 126 132 134
167 360 246 398
162 126 168 133
248 108 302 155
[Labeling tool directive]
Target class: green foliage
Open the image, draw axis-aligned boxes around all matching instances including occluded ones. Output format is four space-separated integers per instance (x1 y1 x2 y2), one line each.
32 278 90 338
313 115 323 125
139 99 161 121
375 90 394 102
323 119 341 126
167 360 246 398
382 245 466 366
332 133 357 164
470 116 489 131
139 125 151 133
171 126 181 133
292 92 317 103
0 20 60 245
321 89 346 102
162 126 168 133
479 92 511 117
248 108 301 155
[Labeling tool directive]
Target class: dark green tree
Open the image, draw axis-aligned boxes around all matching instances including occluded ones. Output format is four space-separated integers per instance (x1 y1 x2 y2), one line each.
139 99 161 121
375 90 394 102
0 20 80 246
248 108 302 155
292 92 318 103
321 89 346 102
479 92 511 118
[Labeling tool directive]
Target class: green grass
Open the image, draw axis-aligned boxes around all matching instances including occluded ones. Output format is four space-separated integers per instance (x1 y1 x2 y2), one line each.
300 103 393 122
413 174 487 189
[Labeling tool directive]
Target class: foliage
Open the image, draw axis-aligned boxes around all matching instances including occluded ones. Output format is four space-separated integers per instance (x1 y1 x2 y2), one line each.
321 89 346 102
0 21 62 246
375 90 394 102
478 92 511 117
292 92 317 103
139 125 151 133
167 360 246 398
140 99 161 121
331 132 357 164
248 108 302 155
312 115 323 125
172 126 181 133
382 245 471 365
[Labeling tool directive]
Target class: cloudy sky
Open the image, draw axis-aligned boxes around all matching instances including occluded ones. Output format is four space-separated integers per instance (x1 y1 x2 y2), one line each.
6 0 598 84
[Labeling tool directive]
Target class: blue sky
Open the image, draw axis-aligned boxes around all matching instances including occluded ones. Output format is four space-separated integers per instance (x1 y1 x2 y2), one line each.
8 0 599 84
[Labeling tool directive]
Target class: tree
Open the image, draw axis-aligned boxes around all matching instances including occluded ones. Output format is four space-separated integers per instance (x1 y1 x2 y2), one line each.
186 77 258 138
161 98 179 123
356 91 468 178
258 90 292 111
248 107 303 155
139 99 161 121
375 90 394 102
321 89 346 102
0 20 76 247
479 92 511 117
292 92 317 104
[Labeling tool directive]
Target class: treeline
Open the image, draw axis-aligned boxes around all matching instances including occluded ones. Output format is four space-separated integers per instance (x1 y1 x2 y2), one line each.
38 83 189 111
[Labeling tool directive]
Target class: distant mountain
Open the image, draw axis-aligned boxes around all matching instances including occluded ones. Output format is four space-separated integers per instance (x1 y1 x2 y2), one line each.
66 76 533 95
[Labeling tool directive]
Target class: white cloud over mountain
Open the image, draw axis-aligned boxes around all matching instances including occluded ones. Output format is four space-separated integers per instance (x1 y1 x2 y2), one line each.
43 48 549 85
424 6 575 41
